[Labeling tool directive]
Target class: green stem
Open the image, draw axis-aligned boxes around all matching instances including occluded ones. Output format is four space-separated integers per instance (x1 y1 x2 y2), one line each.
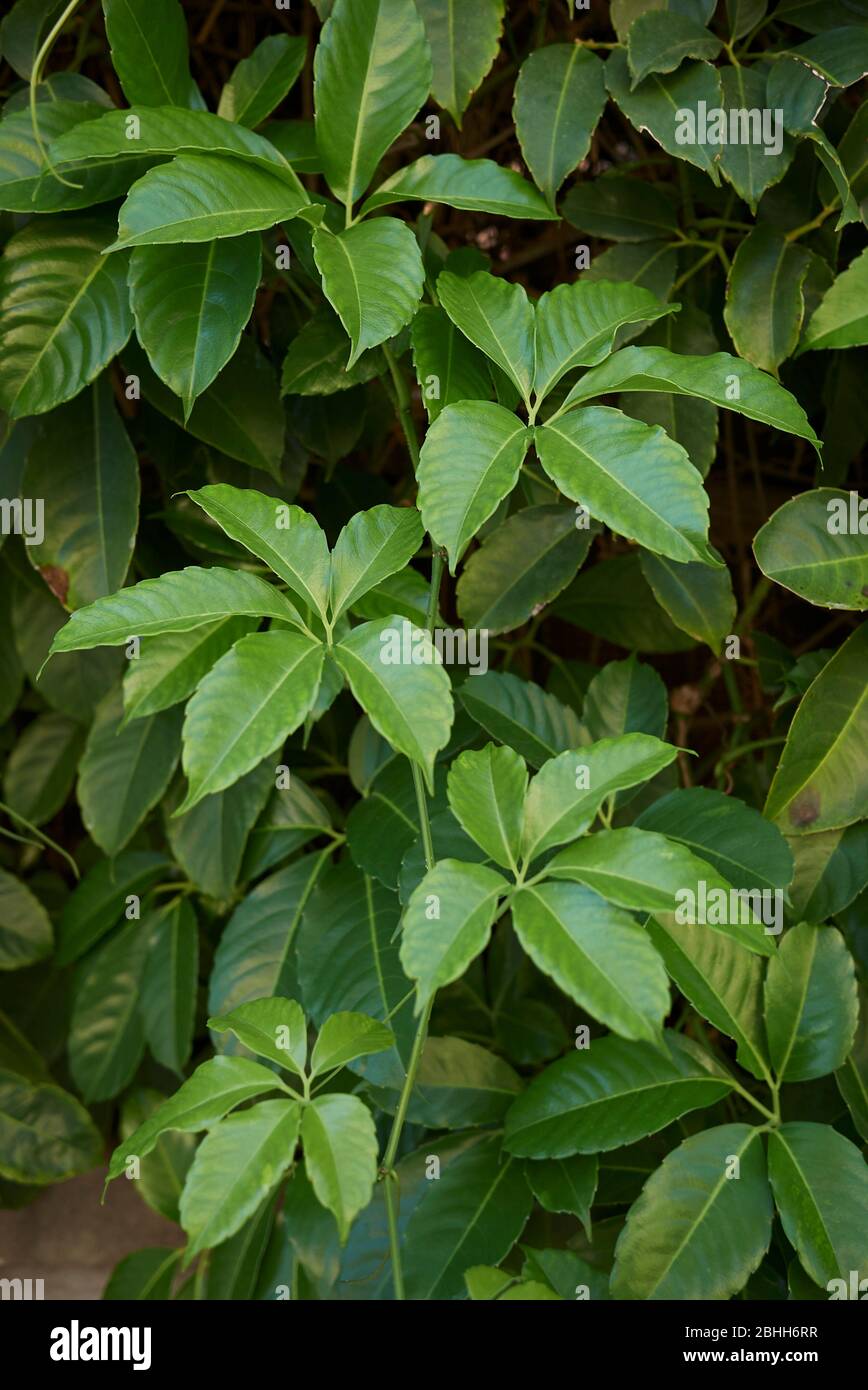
30 0 85 189
714 735 785 780
381 343 420 469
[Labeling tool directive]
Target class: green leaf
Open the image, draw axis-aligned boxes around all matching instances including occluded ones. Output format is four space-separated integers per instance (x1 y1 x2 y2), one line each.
583 653 667 744
55 851 169 966
765 623 868 833
0 217 132 418
416 0 503 127
370 1036 523 1129
718 66 795 210
361 153 554 220
536 407 716 566
754 488 868 610
512 881 670 1043
301 1093 378 1243
417 401 531 572
639 552 736 653
103 1248 181 1301
446 744 527 870
764 923 858 1082
187 484 330 620
563 175 679 242
521 734 678 863
1 0 68 80
505 1033 732 1158
788 824 868 923
534 280 677 401
334 615 453 790
165 761 273 901
180 1098 300 1259
217 35 306 129
68 919 148 1102
2 711 84 826
105 1054 290 1184
554 552 695 653
49 565 304 656
310 1012 394 1078
768 1122 868 1286
403 1135 533 1298
23 380 139 609
0 101 135 215
562 346 821 455
779 27 868 86
123 617 257 722
118 1087 195 1226
0 870 52 970
627 12 722 87
209 997 307 1079
0 1069 102 1184
726 0 767 41
313 220 425 369
611 1125 773 1299
130 235 262 418
410 304 493 423
525 1155 597 1234
330 505 423 622
836 1001 868 1143
459 670 584 767
314 0 431 207
400 859 508 1008
103 0 193 107
799 246 868 351
605 51 723 181
78 690 182 855
281 306 385 396
636 786 794 898
111 153 310 251
724 225 811 374
141 899 198 1075
513 43 606 207
438 270 534 402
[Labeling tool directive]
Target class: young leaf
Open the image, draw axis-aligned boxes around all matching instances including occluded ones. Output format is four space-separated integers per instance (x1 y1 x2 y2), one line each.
514 44 607 207
764 923 858 1082
399 859 508 1008
217 35 306 130
416 0 503 128
329 506 424 621
768 1122 868 1287
103 0 193 108
753 489 868 610
301 1093 379 1243
313 220 424 368
438 271 534 402
309 1012 395 1078
208 997 307 1079
446 744 527 870
799 246 868 352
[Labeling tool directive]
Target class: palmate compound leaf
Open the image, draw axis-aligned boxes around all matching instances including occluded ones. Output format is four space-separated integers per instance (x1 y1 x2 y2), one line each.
309 1012 395 1079
437 271 535 403
334 615 454 791
446 744 528 871
0 217 132 418
504 1032 733 1158
105 1054 295 1186
180 1098 302 1260
764 923 858 1083
360 154 555 221
122 616 259 722
535 408 718 567
178 630 325 812
208 998 307 1079
300 1094 379 1244
511 881 671 1044
129 234 263 419
415 0 503 128
314 0 432 208
611 1124 773 1300
47 566 307 660
416 401 532 573
561 346 821 454
313 219 425 368
753 488 868 611
329 505 424 621
513 43 607 208
399 860 509 1010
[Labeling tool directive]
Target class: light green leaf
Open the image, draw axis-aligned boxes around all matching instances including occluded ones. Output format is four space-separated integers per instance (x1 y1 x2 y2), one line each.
208 997 307 1079
187 484 330 620
122 617 257 723
180 1098 300 1259
562 346 821 454
627 12 722 88
301 1093 379 1243
764 623 868 833
399 859 508 1008
179 630 324 811
78 690 182 855
334 615 453 789
799 247 868 351
754 488 868 610
130 235 262 418
768 1122 868 1286
217 34 306 129
416 0 503 127
514 43 606 207
314 0 431 207
536 407 716 566
417 401 531 572
49 565 304 657
639 551 736 653
764 923 858 1082
438 270 534 402
505 1032 732 1158
410 303 493 423
361 153 554 220
0 217 132 418
330 505 424 621
611 1125 773 1299
313 219 424 368
446 744 527 870
0 1069 101 1184
141 899 198 1076
0 869 52 971
511 881 670 1043
310 1012 395 1078
533 280 677 402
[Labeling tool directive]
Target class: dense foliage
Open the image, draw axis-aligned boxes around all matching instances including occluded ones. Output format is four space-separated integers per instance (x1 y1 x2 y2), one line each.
0 0 866 1303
